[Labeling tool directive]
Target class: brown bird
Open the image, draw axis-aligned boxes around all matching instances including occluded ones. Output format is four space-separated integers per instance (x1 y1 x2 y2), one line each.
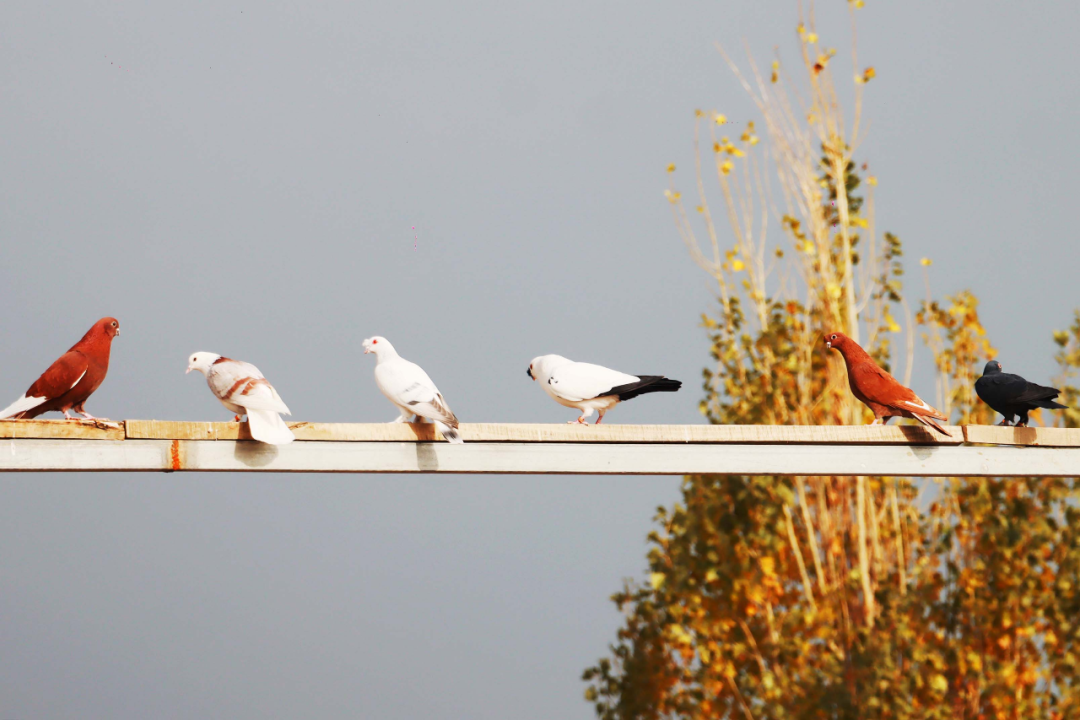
0 317 120 420
824 331 952 437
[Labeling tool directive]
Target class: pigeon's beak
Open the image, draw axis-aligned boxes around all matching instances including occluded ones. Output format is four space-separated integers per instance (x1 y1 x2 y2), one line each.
185 366 193 374
526 367 534 380
826 340 832 349
364 347 372 354
115 329 120 337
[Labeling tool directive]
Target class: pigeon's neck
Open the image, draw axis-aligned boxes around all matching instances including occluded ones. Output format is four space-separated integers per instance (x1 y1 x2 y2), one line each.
838 343 873 367
375 348 401 364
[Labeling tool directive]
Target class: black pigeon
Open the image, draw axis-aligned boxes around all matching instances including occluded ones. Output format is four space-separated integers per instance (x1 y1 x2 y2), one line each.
974 360 1067 426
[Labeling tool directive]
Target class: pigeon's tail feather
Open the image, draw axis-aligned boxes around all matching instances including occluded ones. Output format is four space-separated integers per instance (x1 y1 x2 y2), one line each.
0 394 48 420
911 412 953 438
436 420 464 444
246 410 295 445
1031 399 1069 410
607 376 682 401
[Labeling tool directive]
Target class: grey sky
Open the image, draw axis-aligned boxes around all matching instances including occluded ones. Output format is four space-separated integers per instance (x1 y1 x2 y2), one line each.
1 1 1077 718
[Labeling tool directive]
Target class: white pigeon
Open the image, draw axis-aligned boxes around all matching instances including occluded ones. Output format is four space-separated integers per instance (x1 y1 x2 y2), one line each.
186 352 295 445
527 354 682 424
362 336 463 444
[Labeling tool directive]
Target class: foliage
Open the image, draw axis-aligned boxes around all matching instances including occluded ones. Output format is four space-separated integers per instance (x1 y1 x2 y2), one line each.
584 4 1080 718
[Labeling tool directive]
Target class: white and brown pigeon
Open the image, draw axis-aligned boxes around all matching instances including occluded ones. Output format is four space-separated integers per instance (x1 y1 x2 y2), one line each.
362 336 463 443
186 352 295 445
526 354 681 424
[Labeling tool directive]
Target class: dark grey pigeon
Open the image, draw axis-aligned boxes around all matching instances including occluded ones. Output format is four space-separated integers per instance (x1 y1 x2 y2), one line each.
974 360 1067 426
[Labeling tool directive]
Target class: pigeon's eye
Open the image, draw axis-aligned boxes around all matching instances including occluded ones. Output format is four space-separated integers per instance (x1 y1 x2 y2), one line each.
830 334 837 340
372 339 378 344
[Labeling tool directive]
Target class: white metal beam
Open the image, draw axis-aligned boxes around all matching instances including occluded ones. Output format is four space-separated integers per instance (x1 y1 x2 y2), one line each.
1 439 1078 476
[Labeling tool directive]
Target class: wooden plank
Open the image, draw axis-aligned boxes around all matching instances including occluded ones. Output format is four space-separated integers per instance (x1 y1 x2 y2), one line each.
0 439 1074 476
124 421 964 444
962 425 1080 447
0 418 124 440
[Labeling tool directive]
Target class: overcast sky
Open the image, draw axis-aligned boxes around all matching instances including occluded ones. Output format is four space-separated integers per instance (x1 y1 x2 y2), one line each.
1 1 1077 718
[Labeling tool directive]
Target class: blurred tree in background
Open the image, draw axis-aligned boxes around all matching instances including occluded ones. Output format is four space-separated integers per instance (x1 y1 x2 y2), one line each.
584 3 1080 718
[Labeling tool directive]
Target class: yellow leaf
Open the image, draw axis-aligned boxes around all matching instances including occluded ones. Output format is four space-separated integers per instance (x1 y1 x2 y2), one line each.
826 282 842 300
705 569 718 583
885 313 900 333
732 259 745 272
666 163 676 173
997 635 1011 650
760 556 776 577
863 66 876 81
967 652 983 672
748 135 759 145
920 257 932 267
855 0 865 7
650 572 666 589
867 176 878 186
851 217 868 228
806 33 818 43
1046 630 1059 646
696 205 704 213
731 148 745 158
930 674 948 693
797 23 806 35
720 160 734 175
715 113 727 125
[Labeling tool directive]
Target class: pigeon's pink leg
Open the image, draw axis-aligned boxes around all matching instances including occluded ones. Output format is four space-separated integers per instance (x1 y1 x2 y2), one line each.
63 409 77 420
77 410 100 420
567 416 589 425
595 412 605 425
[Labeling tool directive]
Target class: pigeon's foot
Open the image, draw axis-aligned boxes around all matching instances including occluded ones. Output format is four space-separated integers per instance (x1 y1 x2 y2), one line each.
62 409 77 420
869 418 882 426
233 415 242 422
997 420 1013 427
568 417 590 425
1016 422 1029 428
77 411 99 421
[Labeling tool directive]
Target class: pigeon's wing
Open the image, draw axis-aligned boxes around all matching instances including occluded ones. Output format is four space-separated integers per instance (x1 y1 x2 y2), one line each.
545 362 640 402
207 359 291 415
976 372 1029 403
851 362 947 420
376 360 458 425
0 350 89 418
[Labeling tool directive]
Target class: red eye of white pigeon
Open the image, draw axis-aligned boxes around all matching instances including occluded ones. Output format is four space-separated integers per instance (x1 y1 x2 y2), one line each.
372 339 378 345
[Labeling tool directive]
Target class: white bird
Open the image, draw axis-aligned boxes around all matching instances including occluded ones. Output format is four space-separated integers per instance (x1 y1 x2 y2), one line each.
186 352 295 445
527 354 682 424
362 336 463 444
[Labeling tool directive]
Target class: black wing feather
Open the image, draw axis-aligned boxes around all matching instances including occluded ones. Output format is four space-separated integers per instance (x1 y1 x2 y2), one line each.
602 376 682 401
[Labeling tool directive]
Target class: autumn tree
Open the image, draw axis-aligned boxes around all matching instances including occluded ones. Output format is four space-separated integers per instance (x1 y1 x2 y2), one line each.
584 4 1080 718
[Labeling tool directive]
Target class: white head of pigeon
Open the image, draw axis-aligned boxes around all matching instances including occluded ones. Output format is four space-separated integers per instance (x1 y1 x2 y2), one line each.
186 351 222 375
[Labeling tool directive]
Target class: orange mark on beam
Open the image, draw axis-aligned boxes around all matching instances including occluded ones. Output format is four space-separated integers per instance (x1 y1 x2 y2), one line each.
170 439 181 471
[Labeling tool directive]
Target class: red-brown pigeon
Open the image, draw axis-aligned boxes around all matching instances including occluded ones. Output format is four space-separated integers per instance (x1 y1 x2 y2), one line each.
186 352 295 445
0 317 120 420
824 331 952 437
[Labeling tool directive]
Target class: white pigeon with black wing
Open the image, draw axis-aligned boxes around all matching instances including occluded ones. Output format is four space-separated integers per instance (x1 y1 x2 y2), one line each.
526 354 682 424
362 336 463 444
186 352 295 445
